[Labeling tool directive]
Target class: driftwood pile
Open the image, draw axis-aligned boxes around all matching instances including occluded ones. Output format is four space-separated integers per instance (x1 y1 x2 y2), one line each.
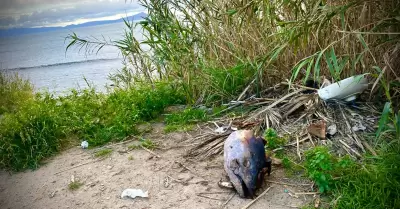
184 82 380 161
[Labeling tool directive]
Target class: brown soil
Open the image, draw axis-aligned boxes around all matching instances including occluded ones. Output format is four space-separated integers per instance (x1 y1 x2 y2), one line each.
0 123 313 209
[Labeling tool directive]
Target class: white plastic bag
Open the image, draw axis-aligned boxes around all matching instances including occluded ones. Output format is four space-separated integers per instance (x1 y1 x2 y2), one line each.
121 189 149 199
81 141 88 149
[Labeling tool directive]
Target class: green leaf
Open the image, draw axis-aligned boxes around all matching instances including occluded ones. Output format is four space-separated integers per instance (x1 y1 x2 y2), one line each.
324 51 335 79
340 10 346 30
290 59 309 85
376 102 391 138
227 9 237 16
357 34 369 50
314 50 324 81
330 47 339 73
304 57 315 83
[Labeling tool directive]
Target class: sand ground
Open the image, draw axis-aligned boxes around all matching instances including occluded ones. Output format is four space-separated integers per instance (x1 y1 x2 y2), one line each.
0 123 314 209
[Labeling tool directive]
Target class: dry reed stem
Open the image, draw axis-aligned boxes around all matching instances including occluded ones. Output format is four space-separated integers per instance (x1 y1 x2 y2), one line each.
241 186 273 209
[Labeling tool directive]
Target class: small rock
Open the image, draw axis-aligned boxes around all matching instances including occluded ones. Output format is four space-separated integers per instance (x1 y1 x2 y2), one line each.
86 182 97 187
107 165 113 170
177 172 192 182
49 191 57 198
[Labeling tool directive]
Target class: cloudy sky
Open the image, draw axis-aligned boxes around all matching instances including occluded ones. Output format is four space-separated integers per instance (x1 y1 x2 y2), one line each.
0 0 145 29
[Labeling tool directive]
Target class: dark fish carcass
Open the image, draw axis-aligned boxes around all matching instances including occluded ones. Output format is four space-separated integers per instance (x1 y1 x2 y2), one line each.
223 130 272 198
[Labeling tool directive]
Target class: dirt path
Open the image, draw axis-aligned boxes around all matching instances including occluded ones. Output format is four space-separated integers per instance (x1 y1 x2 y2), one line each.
0 124 312 209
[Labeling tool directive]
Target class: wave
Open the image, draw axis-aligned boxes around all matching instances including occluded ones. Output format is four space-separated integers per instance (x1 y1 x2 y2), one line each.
5 58 122 71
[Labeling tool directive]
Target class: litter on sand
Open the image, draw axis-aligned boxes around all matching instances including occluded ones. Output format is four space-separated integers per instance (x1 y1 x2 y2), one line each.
121 189 149 199
81 141 88 149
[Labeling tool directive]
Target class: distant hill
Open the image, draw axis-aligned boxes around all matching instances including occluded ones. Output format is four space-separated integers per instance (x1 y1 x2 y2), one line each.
0 12 147 37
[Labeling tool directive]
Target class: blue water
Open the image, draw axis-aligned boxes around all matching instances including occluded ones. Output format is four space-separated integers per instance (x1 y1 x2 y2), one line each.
0 22 143 95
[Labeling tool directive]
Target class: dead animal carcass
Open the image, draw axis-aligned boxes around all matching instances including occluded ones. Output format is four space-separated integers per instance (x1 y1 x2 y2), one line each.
223 130 272 198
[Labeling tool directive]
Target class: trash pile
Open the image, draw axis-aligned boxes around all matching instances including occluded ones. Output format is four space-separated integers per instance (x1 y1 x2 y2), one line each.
184 75 380 160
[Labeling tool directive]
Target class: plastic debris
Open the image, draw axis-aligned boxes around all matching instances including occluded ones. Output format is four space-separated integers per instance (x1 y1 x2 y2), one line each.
327 124 337 136
215 126 229 134
218 180 234 189
81 141 88 149
121 189 149 199
317 75 369 101
352 122 366 132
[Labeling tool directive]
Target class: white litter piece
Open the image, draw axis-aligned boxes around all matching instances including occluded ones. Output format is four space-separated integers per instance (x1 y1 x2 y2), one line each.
215 126 228 134
317 75 369 102
121 189 149 199
81 141 88 149
352 122 367 132
327 124 337 136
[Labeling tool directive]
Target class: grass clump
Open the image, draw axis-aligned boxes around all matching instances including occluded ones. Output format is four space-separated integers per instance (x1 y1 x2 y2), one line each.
263 128 287 150
68 181 83 191
164 108 208 132
0 72 33 115
300 143 400 208
128 138 156 150
94 149 113 158
139 138 156 150
331 145 400 209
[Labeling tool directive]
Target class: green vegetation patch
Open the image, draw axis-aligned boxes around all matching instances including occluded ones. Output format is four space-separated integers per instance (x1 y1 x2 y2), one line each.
94 149 113 158
68 181 83 191
0 76 185 171
263 128 287 150
128 138 157 150
331 145 400 209
164 108 208 132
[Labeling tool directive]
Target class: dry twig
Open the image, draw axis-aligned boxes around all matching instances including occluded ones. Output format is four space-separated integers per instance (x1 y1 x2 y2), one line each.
140 145 161 158
241 186 272 209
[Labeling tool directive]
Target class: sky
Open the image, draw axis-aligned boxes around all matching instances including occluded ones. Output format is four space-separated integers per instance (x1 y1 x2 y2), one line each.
0 0 145 29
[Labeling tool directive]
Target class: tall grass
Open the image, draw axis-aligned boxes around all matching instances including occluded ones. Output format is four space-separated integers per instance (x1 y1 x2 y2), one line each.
66 0 399 104
331 144 400 209
0 72 33 114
